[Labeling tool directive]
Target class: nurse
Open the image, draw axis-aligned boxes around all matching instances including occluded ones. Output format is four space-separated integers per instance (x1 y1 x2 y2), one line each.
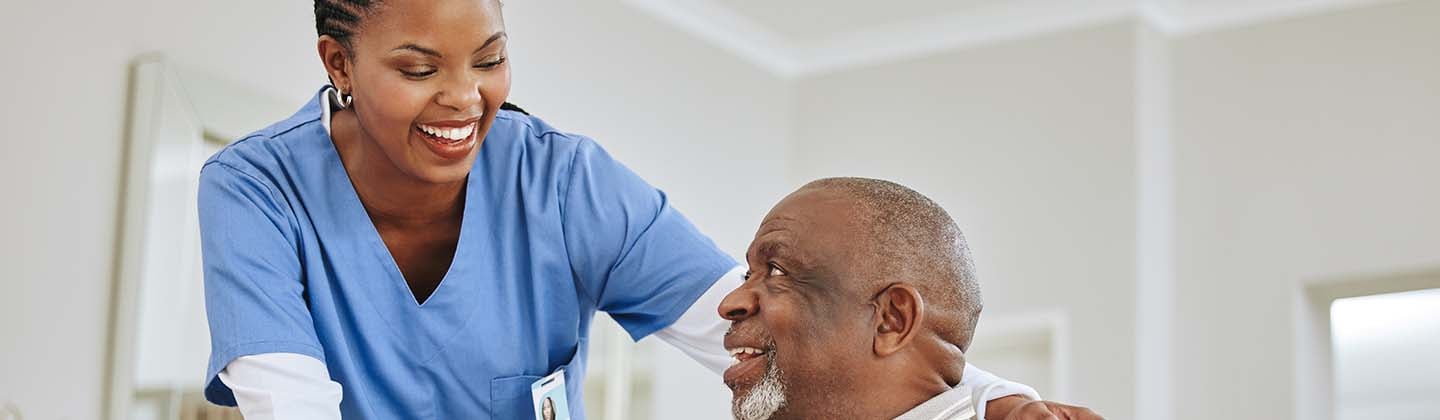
198 0 1048 419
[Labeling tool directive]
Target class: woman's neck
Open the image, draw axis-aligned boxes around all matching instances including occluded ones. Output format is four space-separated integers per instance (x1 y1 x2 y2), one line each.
330 109 465 227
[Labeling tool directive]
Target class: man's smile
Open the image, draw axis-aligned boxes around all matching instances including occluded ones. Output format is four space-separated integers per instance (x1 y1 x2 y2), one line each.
722 326 775 391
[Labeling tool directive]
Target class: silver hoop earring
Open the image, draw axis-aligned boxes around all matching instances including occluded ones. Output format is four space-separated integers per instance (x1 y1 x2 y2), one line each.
334 88 353 108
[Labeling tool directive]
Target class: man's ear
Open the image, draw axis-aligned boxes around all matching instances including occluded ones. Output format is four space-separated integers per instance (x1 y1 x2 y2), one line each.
873 284 924 357
317 35 354 92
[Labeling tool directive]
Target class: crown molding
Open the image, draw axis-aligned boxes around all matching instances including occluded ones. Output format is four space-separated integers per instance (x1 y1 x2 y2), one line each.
622 0 1402 78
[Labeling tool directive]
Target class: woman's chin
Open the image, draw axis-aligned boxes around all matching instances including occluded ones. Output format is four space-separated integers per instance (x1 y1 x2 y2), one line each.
405 159 475 185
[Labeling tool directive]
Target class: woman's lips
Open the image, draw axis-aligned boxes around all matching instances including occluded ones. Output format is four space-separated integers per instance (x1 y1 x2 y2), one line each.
413 121 478 160
418 122 476 141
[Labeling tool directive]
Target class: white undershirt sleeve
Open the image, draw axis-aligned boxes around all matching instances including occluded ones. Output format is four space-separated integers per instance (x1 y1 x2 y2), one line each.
653 265 1043 419
966 362 1041 420
217 353 343 420
652 266 745 374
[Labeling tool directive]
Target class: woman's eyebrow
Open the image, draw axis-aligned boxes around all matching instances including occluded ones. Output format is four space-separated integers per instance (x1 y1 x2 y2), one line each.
390 32 506 58
392 43 442 57
476 31 507 52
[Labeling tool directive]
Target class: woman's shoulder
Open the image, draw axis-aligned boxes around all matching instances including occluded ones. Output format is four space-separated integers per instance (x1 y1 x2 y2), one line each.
483 109 634 194
203 97 327 180
489 108 597 155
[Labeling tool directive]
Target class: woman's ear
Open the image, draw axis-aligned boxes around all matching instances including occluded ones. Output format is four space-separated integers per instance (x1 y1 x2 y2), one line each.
873 283 925 357
317 35 353 92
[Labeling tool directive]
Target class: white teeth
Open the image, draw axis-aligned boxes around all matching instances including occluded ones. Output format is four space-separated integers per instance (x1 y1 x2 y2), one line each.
418 123 476 141
728 347 766 358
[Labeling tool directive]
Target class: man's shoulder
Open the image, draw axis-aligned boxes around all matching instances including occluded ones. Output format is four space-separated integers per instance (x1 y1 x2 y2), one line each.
894 385 977 420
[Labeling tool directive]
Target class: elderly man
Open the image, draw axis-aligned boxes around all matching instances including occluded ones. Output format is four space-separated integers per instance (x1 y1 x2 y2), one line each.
719 178 1102 420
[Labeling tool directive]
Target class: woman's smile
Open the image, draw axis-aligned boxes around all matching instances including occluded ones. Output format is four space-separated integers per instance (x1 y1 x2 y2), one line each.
413 117 482 161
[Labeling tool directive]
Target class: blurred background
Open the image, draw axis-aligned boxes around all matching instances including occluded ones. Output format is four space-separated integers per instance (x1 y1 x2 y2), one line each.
2 0 1438 419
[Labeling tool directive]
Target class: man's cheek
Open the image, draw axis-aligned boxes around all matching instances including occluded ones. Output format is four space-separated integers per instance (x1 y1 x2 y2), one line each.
774 335 823 378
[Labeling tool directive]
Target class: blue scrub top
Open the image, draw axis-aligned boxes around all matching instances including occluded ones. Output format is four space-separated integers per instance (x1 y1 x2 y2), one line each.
198 88 736 419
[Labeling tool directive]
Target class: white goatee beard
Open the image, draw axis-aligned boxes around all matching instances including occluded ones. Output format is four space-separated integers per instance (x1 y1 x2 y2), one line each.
733 352 787 420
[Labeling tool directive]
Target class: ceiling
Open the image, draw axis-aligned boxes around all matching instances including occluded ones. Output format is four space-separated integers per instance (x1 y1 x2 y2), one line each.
621 0 1402 77
715 0 1010 43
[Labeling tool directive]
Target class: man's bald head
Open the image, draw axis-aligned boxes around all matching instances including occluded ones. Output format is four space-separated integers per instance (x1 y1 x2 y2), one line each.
799 177 982 351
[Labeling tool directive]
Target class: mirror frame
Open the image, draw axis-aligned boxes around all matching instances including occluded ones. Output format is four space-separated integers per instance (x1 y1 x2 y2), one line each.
104 55 289 420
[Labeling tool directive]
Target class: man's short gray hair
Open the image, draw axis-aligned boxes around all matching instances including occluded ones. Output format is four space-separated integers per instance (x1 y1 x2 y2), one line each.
802 177 982 351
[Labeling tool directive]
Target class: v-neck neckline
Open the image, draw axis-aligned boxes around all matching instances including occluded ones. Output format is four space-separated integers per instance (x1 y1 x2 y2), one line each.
364 185 470 307
319 87 471 308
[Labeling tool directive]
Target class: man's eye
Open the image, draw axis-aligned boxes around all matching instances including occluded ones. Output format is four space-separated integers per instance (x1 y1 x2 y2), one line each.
768 264 784 277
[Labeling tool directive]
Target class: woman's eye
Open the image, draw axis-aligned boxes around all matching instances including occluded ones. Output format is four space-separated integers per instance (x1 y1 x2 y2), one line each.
475 57 507 69
400 68 436 78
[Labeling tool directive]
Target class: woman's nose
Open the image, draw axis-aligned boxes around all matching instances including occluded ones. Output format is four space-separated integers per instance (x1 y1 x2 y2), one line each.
436 75 484 112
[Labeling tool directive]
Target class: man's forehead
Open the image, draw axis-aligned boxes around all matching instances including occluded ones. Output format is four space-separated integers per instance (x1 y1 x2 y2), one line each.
750 188 864 260
748 218 800 258
766 187 861 228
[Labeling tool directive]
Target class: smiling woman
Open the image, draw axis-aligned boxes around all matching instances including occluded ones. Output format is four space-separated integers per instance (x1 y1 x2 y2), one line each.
198 1 748 418
315 0 517 303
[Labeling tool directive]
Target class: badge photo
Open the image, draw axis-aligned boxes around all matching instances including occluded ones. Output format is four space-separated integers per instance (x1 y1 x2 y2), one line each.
531 369 572 420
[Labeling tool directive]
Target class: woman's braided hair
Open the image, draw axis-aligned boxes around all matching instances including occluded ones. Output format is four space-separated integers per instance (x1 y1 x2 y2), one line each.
314 0 527 114
315 0 374 49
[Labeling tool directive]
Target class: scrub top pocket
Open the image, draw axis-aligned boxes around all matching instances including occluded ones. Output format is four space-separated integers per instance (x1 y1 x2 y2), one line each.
490 360 581 420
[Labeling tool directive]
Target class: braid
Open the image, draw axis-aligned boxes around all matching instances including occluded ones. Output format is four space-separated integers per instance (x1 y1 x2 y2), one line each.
500 102 528 115
315 0 378 48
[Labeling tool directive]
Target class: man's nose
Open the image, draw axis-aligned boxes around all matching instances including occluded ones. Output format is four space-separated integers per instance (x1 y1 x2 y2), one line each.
718 282 758 321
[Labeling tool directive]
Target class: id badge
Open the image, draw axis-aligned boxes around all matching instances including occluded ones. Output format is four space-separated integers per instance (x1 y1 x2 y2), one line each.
531 369 572 420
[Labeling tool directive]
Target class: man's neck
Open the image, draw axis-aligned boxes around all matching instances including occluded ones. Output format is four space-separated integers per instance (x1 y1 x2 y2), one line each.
785 370 952 420
861 348 967 419
871 373 955 419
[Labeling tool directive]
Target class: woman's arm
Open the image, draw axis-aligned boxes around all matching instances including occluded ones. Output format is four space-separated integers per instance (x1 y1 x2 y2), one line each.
198 162 334 409
652 267 747 374
218 353 343 420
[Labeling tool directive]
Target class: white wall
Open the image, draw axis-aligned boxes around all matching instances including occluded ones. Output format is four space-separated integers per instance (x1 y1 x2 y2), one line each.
0 0 788 418
1170 1 1440 419
791 23 1139 419
501 0 794 259
3 2 171 419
